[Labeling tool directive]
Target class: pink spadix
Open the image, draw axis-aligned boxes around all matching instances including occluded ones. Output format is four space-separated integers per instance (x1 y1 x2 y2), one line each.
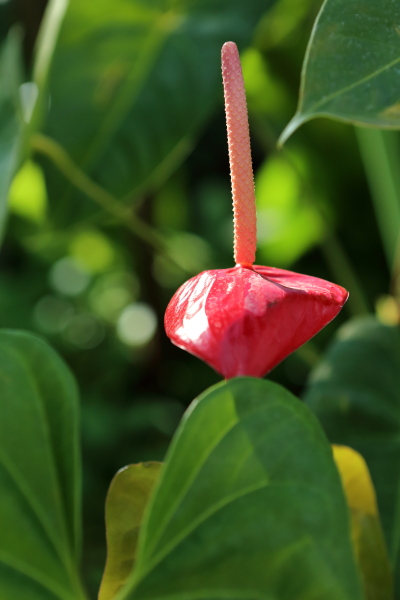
164 42 348 379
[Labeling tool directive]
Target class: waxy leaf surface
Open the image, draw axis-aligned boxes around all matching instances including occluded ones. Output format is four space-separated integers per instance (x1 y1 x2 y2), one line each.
0 330 85 600
117 378 363 600
305 317 400 595
280 0 400 143
165 265 348 378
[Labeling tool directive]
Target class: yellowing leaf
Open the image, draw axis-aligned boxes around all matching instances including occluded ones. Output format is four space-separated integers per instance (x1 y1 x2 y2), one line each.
333 445 393 600
98 462 161 600
305 317 400 590
332 445 377 516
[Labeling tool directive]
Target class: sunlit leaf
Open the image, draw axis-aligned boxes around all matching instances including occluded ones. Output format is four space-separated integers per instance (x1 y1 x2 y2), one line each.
256 153 325 266
333 445 393 600
305 316 400 595
117 378 363 600
99 462 161 600
280 0 400 144
69 229 115 273
39 0 277 224
242 48 290 118
0 330 86 600
9 160 47 223
257 0 313 49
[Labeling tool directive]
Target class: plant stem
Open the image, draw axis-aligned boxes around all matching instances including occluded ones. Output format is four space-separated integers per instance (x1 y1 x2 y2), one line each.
31 134 182 264
356 128 400 273
22 0 68 158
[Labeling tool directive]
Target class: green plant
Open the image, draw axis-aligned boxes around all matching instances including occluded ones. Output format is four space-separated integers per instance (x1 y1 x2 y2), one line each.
0 1 399 599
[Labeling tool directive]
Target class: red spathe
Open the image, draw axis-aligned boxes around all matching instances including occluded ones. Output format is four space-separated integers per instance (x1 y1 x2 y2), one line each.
165 265 348 379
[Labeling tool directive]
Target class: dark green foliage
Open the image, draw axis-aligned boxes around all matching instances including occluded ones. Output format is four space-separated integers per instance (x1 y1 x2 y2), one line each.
0 330 85 600
305 317 400 596
42 0 275 224
0 0 399 597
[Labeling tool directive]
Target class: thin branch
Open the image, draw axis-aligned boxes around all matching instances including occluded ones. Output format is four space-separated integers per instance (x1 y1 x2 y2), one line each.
31 134 187 271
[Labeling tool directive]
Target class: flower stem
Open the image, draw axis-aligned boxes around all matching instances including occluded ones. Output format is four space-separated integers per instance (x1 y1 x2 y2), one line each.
356 128 400 272
222 41 257 266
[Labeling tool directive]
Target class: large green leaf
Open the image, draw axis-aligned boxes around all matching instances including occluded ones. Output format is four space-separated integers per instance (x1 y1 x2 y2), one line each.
99 463 162 600
280 0 400 144
0 330 86 600
115 377 363 600
304 317 400 595
39 0 275 224
0 30 24 241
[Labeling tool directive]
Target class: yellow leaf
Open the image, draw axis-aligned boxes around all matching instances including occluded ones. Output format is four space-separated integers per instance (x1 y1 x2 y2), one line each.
333 445 393 600
98 462 161 600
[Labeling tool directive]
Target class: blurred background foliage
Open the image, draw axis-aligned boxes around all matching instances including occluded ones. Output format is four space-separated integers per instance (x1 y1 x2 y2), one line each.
0 0 395 595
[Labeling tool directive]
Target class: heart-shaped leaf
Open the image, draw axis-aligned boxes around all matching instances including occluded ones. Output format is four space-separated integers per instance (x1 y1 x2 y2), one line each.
304 316 400 595
280 0 400 144
99 462 162 600
39 0 276 224
333 444 393 600
116 377 363 600
0 330 86 600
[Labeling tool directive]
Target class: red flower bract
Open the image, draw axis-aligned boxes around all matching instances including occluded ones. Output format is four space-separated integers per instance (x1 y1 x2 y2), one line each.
164 42 349 379
165 265 348 379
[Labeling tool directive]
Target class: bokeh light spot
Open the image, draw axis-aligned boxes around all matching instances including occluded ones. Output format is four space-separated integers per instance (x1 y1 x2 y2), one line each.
89 271 139 322
9 160 47 223
117 303 157 347
64 313 104 349
33 295 74 334
376 295 400 326
50 257 91 296
69 229 115 273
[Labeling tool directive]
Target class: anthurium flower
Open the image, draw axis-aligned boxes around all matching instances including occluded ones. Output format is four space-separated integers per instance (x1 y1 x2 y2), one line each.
164 42 348 379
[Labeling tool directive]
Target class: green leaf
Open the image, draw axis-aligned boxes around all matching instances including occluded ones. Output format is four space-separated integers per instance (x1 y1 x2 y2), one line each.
0 29 24 240
99 462 162 600
279 0 400 144
28 0 69 138
40 0 276 224
304 317 400 595
117 378 363 600
333 445 393 600
0 330 86 600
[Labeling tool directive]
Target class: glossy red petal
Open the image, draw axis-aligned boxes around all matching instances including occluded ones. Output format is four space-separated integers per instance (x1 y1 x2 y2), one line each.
165 265 348 379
